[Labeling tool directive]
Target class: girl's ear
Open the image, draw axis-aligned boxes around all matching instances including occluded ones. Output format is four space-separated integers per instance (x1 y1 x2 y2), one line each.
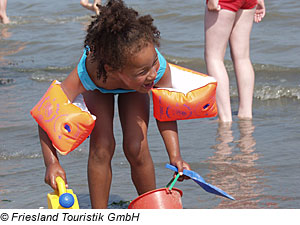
104 64 114 74
104 64 122 78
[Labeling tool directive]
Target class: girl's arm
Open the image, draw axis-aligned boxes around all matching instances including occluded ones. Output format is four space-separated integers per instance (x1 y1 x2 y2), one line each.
60 67 86 102
154 63 191 176
39 67 86 189
39 125 66 190
156 120 190 177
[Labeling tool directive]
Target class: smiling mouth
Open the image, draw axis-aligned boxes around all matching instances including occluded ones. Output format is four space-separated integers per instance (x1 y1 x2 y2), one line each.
143 81 154 89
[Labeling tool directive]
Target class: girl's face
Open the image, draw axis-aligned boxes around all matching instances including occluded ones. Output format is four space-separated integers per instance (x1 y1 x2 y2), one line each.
118 43 159 93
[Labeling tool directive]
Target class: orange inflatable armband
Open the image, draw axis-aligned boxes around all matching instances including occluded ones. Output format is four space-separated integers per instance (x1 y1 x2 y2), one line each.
30 80 96 155
152 64 217 121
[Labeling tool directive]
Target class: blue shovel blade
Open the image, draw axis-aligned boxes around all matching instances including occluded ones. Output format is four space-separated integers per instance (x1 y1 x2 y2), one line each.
165 164 235 200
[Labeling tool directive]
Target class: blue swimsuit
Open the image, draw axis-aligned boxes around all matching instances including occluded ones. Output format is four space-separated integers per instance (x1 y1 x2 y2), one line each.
77 46 167 94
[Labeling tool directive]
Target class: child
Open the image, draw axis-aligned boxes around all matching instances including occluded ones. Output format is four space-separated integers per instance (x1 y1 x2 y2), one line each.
205 0 266 122
80 0 101 15
39 0 190 208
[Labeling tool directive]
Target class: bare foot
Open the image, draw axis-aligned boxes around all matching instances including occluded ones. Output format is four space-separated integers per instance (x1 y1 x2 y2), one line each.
0 15 10 24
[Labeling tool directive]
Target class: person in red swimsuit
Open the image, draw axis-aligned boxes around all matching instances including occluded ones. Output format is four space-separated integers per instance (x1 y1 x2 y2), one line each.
205 0 265 122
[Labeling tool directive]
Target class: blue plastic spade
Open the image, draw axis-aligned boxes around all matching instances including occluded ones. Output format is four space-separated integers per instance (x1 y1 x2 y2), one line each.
165 164 235 200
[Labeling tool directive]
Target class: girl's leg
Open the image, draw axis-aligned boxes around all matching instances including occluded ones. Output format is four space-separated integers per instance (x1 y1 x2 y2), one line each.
80 0 100 14
93 0 101 15
83 91 115 209
118 92 156 195
229 8 256 119
80 0 92 10
205 8 236 122
0 0 9 24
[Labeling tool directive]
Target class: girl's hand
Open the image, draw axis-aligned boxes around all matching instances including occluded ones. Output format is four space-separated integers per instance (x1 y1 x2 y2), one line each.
207 0 221 11
170 157 191 181
44 162 67 190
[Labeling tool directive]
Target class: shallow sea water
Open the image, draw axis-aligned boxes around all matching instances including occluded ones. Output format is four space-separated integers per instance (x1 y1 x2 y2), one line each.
0 0 300 209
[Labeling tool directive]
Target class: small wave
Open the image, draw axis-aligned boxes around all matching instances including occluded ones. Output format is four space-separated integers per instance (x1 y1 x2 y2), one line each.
0 152 42 160
43 15 92 25
162 54 206 69
253 63 300 73
230 85 300 100
254 85 300 100
30 74 67 83
5 13 92 26
2 16 39 26
154 13 180 20
18 65 72 73
20 66 71 82
222 61 300 73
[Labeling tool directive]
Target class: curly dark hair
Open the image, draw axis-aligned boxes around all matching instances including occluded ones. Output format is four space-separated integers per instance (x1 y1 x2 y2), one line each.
84 0 161 82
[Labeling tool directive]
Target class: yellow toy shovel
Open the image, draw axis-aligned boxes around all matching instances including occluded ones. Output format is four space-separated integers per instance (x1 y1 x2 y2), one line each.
47 176 79 209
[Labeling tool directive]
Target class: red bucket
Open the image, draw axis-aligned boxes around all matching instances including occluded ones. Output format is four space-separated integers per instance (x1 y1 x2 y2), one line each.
128 187 183 209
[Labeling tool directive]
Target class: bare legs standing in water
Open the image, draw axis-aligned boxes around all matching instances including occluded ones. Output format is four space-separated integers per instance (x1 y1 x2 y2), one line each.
205 0 266 122
0 0 9 24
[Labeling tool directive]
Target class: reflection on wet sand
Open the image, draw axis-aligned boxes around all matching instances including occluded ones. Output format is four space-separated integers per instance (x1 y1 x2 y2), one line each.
0 27 26 66
206 120 270 208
